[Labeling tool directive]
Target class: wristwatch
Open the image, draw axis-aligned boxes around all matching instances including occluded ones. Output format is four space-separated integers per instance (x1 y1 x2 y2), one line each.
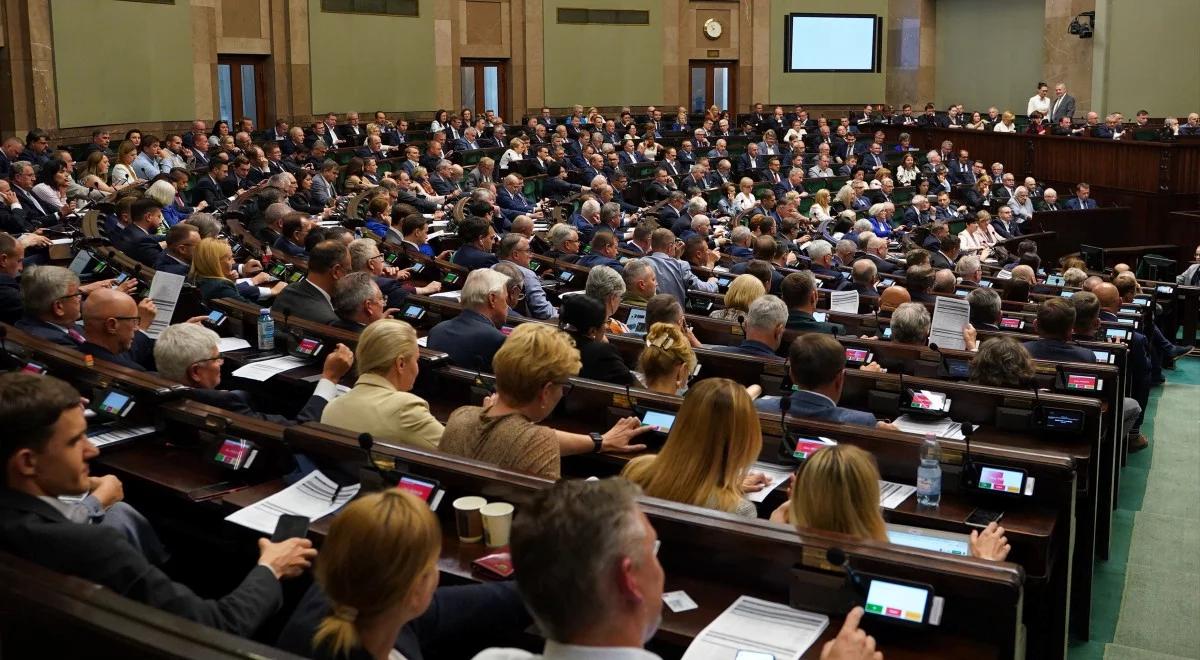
589 432 604 454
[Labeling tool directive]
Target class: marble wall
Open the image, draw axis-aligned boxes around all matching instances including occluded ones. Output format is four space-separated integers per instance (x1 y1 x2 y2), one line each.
885 0 936 108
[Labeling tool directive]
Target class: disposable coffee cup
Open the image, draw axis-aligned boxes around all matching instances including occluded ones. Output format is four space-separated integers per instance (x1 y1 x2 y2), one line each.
453 496 488 543
481 502 515 548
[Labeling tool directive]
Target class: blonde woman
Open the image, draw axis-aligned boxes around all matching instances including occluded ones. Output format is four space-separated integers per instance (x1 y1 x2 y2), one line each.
308 490 441 660
992 111 1017 133
733 177 757 213
810 188 833 222
869 167 892 190
710 274 766 321
833 184 857 213
440 323 651 478
622 378 769 518
773 445 1011 560
109 140 141 189
191 238 284 303
321 319 443 450
498 137 526 171
637 323 761 399
959 211 1002 252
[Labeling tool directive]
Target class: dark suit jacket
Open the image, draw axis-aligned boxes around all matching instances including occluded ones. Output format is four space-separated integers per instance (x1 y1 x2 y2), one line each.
1022 338 1096 363
0 273 21 325
190 176 224 207
1065 197 1097 210
1049 94 1076 122
929 250 954 270
121 226 164 267
864 253 898 274
196 277 252 305
14 317 83 347
710 339 783 360
575 337 635 387
12 186 57 226
154 252 189 276
277 581 528 660
79 332 155 372
786 310 845 335
451 244 498 270
272 279 338 325
186 388 327 425
426 309 506 370
0 489 282 636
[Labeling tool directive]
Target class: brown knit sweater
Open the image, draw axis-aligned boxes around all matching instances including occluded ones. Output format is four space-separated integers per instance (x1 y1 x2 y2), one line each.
439 406 560 479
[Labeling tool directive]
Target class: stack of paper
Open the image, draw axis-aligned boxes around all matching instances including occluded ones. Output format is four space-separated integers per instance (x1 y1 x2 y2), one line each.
90 425 156 448
230 355 309 382
878 480 917 509
891 414 971 440
144 272 185 339
829 290 860 314
929 295 970 350
682 596 829 660
225 470 359 535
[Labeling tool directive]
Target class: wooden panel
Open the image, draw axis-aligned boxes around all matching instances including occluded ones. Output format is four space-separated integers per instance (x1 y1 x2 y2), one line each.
221 0 261 38
464 0 503 46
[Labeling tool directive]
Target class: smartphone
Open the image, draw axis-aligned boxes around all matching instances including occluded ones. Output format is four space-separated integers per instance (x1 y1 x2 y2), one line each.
205 310 227 327
114 272 130 285
965 508 1004 528
271 514 310 542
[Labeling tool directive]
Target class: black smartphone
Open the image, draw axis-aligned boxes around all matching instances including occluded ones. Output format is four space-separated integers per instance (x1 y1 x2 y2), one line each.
965 508 1004 528
271 514 310 542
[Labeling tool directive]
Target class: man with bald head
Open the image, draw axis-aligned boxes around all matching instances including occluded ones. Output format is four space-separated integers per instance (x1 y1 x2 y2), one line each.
878 285 910 317
1094 280 1153 404
79 288 158 371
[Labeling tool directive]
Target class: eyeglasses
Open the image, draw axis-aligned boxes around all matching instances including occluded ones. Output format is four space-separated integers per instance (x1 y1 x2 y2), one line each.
189 356 224 368
553 380 574 397
56 291 84 301
508 287 526 301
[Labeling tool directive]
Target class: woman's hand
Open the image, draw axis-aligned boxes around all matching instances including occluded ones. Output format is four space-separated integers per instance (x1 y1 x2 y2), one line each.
742 471 773 493
969 522 1011 561
600 416 652 454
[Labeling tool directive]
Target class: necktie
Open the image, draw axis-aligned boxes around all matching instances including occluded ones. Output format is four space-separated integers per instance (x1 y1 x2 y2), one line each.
67 329 85 345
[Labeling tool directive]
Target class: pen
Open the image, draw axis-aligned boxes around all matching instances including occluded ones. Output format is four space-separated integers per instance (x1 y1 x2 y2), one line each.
330 483 343 504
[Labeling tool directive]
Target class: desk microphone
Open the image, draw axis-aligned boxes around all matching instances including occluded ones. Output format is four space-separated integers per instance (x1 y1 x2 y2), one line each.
826 548 868 597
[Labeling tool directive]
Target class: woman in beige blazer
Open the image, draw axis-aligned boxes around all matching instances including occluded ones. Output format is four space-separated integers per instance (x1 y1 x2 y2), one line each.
320 319 444 450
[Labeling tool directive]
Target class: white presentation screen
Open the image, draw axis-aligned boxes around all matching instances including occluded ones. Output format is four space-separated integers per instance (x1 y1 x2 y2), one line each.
785 14 880 73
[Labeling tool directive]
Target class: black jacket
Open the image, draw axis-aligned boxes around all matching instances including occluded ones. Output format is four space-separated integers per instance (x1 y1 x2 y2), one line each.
0 489 282 637
185 388 328 425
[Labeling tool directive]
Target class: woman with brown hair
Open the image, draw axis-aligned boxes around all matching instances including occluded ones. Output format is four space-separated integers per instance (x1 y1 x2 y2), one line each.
622 378 770 518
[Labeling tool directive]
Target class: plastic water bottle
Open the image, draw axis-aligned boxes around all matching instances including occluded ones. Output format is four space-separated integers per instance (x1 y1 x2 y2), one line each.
256 308 275 351
916 433 942 507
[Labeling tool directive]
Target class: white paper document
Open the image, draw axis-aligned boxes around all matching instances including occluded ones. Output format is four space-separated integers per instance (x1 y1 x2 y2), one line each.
417 336 428 347
745 462 795 503
829 289 860 314
89 425 156 448
682 596 829 660
217 337 252 353
928 295 971 350
231 355 310 382
892 414 971 440
430 291 462 300
225 470 359 535
995 268 1013 280
879 480 917 509
144 271 185 339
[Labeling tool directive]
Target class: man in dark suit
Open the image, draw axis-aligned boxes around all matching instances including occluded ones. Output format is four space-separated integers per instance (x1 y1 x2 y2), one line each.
10 161 65 227
155 323 349 424
118 198 166 268
862 236 898 274
497 174 538 217
272 240 350 325
754 333 888 427
1022 298 1096 363
152 224 198 277
710 294 787 360
426 268 509 369
1064 183 1097 210
1048 83 1076 123
13 264 96 347
928 235 959 271
450 216 500 271
0 373 317 636
77 288 157 372
917 104 948 128
782 271 845 335
737 143 762 176
1036 188 1062 212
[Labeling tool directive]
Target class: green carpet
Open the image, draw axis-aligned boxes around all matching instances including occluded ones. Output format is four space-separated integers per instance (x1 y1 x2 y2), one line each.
1068 356 1200 660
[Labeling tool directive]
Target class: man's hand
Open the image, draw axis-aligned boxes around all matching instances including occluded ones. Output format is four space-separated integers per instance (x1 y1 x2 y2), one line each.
820 607 883 660
195 200 208 211
875 421 899 432
60 201 77 217
962 323 978 351
600 416 653 454
17 233 53 248
321 343 354 382
1 190 18 206
251 272 273 286
88 475 124 509
184 315 210 325
860 362 884 373
969 522 1011 561
256 537 317 580
136 297 157 330
416 281 442 295
436 250 454 261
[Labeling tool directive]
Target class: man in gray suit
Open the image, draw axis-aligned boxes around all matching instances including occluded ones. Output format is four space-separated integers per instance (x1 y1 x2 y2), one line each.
1049 83 1076 123
271 240 350 325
